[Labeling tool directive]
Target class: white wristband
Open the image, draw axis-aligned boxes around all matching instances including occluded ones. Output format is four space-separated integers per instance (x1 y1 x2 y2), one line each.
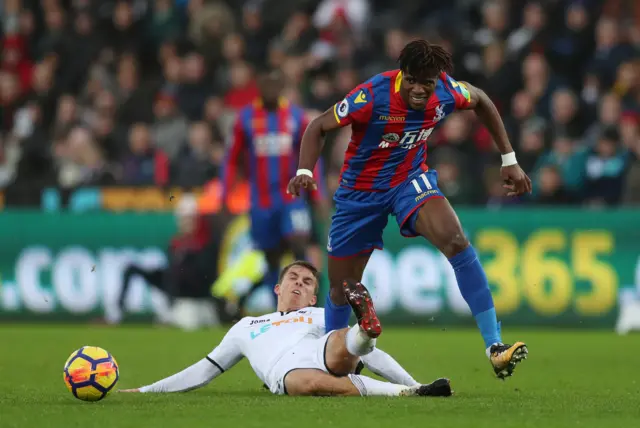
296 169 313 178
501 152 517 167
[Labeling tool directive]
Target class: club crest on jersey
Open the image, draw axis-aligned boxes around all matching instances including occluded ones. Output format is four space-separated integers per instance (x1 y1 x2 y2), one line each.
434 104 445 122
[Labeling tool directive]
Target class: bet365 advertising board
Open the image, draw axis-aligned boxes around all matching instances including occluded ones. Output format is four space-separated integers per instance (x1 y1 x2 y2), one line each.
1 209 639 327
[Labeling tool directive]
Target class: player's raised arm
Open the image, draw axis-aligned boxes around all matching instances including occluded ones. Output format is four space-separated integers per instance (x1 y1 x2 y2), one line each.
120 324 244 393
288 86 374 197
449 78 532 196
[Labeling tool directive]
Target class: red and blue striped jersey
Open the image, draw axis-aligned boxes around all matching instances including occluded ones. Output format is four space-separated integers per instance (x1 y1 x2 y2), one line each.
223 98 325 209
333 69 472 191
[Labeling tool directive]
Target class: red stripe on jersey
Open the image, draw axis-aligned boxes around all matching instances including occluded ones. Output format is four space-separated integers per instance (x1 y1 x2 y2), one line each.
338 82 375 185
339 140 359 185
253 108 271 208
355 80 407 190
277 105 294 204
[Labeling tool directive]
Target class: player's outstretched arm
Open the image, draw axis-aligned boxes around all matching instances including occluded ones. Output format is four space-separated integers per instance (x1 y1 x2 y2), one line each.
120 324 244 393
458 81 532 196
288 108 344 197
360 348 420 387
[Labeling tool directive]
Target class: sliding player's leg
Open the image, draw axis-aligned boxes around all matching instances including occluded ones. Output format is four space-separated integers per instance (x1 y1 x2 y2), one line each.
324 188 388 332
393 170 527 378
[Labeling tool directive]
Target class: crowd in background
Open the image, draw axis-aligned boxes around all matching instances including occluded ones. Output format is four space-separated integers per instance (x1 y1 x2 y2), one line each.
1 0 639 208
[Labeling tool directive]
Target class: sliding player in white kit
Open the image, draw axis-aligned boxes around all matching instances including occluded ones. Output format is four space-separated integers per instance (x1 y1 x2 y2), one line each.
120 261 452 397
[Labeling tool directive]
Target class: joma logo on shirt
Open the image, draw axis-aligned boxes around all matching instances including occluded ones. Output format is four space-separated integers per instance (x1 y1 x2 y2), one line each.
378 128 434 150
249 316 314 340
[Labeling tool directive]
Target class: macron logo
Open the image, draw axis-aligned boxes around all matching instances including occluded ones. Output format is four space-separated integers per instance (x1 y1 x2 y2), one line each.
354 91 367 104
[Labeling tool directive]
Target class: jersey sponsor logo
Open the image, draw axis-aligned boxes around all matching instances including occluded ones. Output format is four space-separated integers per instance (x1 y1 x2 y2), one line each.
336 99 349 119
249 315 314 339
382 133 400 142
378 128 434 150
254 132 293 156
415 189 439 202
378 115 405 122
434 104 445 122
354 91 367 104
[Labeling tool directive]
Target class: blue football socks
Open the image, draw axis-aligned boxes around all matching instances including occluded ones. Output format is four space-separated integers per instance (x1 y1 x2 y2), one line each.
448 245 502 348
324 294 352 332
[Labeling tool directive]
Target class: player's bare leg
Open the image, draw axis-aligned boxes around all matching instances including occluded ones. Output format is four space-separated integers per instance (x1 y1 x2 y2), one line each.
413 197 528 379
284 369 361 396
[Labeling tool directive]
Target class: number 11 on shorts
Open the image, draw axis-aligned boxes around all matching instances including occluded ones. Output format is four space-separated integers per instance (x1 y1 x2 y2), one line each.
411 173 432 193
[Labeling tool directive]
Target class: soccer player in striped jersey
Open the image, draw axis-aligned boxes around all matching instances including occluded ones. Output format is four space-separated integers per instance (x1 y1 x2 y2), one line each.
223 68 325 309
288 40 532 379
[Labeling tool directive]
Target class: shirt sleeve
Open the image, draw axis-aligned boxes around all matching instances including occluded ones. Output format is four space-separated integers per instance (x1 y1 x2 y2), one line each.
139 358 222 393
444 73 472 110
332 85 374 127
206 322 244 371
139 322 244 393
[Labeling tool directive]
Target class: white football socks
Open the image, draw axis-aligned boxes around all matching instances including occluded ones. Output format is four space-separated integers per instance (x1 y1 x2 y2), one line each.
348 374 408 396
361 348 419 387
345 324 376 356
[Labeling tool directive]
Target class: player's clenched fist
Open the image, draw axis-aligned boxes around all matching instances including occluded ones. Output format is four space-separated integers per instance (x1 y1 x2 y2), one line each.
500 164 532 197
287 174 317 197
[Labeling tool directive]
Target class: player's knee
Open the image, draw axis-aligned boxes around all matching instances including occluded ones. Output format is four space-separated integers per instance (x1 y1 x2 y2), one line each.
441 232 469 258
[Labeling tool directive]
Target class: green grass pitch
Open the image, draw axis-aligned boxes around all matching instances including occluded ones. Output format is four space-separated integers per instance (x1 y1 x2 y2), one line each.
1 325 639 428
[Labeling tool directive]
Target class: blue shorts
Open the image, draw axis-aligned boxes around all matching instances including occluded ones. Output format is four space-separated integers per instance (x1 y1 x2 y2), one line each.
251 200 312 251
327 170 444 258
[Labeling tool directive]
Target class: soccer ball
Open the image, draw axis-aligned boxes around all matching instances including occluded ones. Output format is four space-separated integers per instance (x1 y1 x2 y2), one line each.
63 346 119 401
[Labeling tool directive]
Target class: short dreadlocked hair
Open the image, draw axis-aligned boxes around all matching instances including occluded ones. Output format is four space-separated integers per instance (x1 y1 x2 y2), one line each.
398 40 453 82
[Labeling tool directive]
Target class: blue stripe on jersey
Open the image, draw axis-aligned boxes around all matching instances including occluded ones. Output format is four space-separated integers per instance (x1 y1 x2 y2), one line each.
342 74 388 187
239 107 259 201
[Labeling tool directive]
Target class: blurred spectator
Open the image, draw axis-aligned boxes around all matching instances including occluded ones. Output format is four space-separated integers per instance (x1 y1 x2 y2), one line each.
583 126 630 206
151 88 189 159
532 136 585 199
534 164 577 205
121 122 169 186
171 121 222 187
